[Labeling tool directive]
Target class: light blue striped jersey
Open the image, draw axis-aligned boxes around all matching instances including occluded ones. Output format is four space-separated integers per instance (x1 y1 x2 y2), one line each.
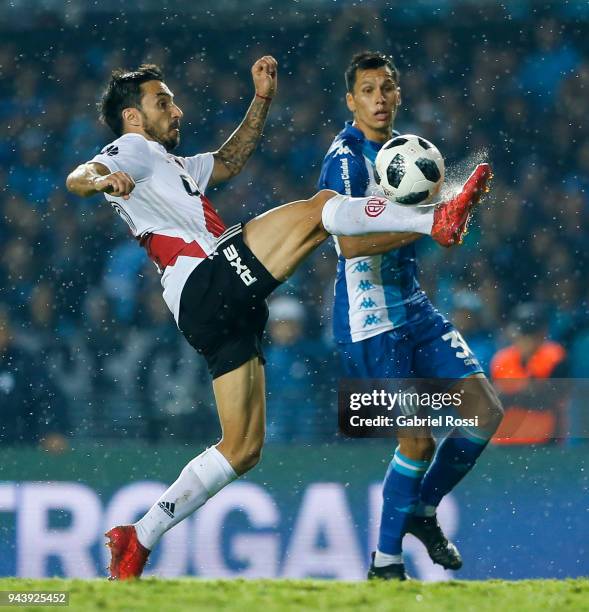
318 122 426 343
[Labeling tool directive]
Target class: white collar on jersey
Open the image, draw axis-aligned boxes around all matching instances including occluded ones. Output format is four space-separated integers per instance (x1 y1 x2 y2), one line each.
148 140 168 154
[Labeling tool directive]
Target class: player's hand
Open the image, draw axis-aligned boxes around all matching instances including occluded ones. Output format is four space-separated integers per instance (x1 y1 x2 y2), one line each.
252 55 278 100
93 171 135 200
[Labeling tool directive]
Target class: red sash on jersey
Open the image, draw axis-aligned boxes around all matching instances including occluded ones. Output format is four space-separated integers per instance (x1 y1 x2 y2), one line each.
140 195 226 272
202 194 226 237
141 234 208 271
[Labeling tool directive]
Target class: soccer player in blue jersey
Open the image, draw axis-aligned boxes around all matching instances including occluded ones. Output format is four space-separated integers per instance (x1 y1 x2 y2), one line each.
318 52 503 580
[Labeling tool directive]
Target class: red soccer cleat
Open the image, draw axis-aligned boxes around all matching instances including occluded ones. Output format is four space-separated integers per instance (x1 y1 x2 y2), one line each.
105 525 150 580
431 163 493 247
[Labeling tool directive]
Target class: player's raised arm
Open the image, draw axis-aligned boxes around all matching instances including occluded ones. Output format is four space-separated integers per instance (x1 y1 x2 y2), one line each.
209 55 278 186
66 162 136 199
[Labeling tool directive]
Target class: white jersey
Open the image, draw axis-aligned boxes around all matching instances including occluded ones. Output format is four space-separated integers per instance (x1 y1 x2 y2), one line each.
91 133 225 323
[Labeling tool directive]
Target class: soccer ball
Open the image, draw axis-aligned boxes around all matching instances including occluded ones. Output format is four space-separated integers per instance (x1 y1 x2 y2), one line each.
374 134 444 205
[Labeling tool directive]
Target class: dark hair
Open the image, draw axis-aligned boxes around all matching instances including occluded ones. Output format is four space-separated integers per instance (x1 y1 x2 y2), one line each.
345 51 399 92
98 64 164 136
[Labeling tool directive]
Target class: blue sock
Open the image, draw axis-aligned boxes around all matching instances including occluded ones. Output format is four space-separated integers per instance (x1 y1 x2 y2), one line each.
377 447 430 555
418 426 491 512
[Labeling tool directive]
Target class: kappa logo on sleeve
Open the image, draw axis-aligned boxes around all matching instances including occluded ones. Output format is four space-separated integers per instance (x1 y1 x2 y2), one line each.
364 197 387 217
222 244 258 286
334 143 352 156
102 145 119 156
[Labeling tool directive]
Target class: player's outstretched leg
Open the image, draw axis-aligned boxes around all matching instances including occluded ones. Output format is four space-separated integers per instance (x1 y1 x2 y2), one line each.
106 358 266 580
241 164 492 283
243 189 435 283
320 163 491 246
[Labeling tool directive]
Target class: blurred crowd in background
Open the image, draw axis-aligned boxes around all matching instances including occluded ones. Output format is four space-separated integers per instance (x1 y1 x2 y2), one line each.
2 2 589 446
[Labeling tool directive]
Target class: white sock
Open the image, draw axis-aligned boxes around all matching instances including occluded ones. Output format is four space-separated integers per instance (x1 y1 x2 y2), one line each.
374 550 403 567
414 501 437 517
321 194 434 237
134 446 237 550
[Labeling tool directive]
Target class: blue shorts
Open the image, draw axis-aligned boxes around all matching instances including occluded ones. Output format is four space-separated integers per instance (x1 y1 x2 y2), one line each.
338 299 484 380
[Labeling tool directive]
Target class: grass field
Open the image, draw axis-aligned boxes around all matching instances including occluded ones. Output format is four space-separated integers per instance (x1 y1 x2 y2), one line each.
0 578 587 612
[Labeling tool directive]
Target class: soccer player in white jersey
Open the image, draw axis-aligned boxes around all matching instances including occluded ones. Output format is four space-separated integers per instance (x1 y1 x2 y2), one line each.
66 57 492 579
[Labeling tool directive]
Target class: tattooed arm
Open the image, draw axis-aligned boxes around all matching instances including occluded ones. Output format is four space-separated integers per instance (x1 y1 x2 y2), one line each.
209 55 278 186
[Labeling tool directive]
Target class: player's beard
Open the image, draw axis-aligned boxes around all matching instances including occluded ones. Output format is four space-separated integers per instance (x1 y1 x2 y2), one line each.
143 117 180 152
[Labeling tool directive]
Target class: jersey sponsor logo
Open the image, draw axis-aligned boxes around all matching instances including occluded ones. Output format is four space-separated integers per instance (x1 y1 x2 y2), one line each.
442 330 478 365
102 145 119 156
339 157 352 195
352 261 371 273
364 197 387 217
363 314 381 327
359 297 377 309
222 244 258 286
357 280 376 293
